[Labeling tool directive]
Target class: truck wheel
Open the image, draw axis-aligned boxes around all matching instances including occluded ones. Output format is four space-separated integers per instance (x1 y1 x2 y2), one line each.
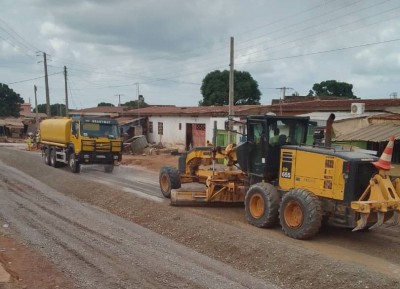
104 164 114 173
279 188 322 240
50 149 60 168
245 183 280 228
69 153 81 173
159 166 181 198
44 148 51 165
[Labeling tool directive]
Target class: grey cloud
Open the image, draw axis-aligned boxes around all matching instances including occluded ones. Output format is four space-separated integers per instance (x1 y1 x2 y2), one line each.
34 0 232 57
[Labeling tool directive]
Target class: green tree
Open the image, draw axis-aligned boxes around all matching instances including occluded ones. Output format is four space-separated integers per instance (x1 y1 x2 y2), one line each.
309 80 356 98
199 70 261 106
35 103 67 116
36 104 47 114
123 98 149 109
0 84 24 117
97 102 115 107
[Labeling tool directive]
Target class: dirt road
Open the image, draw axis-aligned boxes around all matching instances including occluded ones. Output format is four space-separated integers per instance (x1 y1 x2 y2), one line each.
0 145 399 289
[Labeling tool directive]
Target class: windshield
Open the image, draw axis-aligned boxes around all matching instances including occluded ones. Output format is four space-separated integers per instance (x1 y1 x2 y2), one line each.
267 120 307 146
81 122 119 138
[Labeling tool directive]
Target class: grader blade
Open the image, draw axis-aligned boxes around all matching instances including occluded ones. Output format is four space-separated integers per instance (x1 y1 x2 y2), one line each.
369 212 385 230
352 213 369 231
170 188 208 206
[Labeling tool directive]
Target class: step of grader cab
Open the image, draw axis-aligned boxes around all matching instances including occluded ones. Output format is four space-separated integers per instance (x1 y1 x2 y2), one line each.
351 172 400 231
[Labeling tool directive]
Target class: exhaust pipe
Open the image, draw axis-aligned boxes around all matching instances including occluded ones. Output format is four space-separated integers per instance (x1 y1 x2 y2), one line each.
325 113 335 148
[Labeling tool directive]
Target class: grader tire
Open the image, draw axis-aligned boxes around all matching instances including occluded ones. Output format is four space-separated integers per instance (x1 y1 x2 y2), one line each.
245 183 280 228
279 188 322 240
159 166 181 198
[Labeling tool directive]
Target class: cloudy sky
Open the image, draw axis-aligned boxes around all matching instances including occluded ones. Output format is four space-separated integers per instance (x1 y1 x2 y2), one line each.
1 0 400 109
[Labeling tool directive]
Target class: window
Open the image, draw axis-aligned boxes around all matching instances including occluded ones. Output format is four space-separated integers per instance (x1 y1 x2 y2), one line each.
179 123 182 130
158 122 163 135
149 122 153 133
81 122 119 138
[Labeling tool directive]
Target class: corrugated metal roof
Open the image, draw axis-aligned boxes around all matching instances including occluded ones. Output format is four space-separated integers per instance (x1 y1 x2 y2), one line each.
75 106 126 113
298 112 384 126
334 123 400 142
115 117 143 125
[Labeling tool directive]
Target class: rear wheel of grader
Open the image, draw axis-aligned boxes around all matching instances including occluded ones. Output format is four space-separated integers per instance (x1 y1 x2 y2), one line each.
245 183 280 228
159 166 181 198
279 188 322 239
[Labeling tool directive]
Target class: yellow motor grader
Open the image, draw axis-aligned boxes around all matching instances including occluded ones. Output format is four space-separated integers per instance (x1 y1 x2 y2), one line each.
159 114 400 239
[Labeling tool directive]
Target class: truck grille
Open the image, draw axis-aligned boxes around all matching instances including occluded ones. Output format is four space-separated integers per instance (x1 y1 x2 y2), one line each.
81 140 122 152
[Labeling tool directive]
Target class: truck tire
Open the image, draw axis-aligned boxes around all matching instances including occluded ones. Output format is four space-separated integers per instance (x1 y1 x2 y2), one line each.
50 148 60 168
104 164 114 173
69 153 81 173
44 148 51 165
159 166 181 198
279 188 322 240
245 182 280 228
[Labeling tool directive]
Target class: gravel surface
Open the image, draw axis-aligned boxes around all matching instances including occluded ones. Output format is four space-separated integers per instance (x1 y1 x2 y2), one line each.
0 146 399 289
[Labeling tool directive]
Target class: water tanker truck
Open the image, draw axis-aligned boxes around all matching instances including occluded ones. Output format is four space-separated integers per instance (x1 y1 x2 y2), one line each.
40 115 122 173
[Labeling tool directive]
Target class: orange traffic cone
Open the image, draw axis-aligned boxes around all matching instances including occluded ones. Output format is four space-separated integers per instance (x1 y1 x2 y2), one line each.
372 135 395 170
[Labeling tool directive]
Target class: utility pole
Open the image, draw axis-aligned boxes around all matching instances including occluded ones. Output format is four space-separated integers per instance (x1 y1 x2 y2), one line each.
276 86 293 101
34 85 39 126
115 94 123 107
276 87 293 115
43 52 51 117
136 83 140 119
228 37 234 144
64 66 69 116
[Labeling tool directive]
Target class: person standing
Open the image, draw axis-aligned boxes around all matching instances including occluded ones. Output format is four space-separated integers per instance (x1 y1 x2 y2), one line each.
26 135 33 151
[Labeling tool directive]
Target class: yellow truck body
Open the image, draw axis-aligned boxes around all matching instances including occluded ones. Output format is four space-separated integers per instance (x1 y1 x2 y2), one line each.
40 118 71 146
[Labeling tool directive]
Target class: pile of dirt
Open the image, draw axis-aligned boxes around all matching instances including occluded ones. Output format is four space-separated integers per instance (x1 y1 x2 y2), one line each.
120 152 179 171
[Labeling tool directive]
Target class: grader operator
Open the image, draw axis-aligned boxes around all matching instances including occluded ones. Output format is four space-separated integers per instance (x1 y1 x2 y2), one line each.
159 114 400 239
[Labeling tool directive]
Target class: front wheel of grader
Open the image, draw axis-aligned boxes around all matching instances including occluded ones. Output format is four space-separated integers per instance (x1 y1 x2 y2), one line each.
159 166 181 198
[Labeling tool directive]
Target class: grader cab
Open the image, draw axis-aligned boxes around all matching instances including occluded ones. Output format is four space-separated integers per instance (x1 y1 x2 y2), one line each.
159 114 400 239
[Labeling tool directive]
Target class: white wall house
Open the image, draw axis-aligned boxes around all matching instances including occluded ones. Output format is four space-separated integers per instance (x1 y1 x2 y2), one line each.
146 115 243 151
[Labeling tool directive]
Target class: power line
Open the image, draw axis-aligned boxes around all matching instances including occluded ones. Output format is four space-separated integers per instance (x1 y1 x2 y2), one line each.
236 0 396 59
3 0 398 102
238 37 400 65
38 1 369 83
6 71 63 85
235 0 365 53
0 16 41 52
